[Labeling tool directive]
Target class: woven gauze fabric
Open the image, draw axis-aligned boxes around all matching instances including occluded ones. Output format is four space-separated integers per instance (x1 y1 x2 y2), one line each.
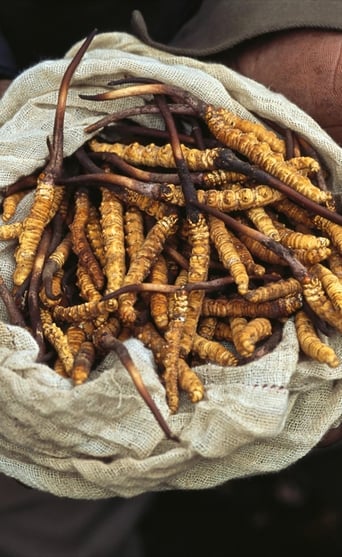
0 32 342 500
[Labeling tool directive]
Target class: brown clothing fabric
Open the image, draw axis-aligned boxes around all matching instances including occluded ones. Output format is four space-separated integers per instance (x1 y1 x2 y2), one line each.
133 0 342 56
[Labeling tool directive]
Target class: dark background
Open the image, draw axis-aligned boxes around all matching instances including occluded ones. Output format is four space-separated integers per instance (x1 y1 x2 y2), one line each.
0 1 201 74
140 445 342 556
2 2 342 555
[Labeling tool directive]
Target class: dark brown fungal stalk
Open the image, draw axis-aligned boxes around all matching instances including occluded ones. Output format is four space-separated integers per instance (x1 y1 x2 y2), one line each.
84 103 196 135
61 172 162 200
98 332 178 441
154 94 199 223
0 275 27 329
13 29 98 288
216 149 342 225
90 150 182 184
28 225 53 361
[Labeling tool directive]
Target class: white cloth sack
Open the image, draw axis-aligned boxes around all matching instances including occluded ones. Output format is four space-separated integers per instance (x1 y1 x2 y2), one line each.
0 32 342 499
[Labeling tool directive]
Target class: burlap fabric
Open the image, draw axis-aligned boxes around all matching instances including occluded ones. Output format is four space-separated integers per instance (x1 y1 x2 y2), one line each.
0 32 342 500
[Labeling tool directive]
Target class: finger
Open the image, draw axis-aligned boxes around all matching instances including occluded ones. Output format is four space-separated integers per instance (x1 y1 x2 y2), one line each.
0 78 11 98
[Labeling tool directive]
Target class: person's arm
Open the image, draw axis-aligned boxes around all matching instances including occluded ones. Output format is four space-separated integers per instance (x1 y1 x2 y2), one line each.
132 1 342 145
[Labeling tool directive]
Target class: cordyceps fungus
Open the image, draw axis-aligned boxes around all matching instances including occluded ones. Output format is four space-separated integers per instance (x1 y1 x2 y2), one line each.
2 55 342 443
78 76 342 358
80 79 342 224
1 33 178 441
13 30 98 290
79 77 341 275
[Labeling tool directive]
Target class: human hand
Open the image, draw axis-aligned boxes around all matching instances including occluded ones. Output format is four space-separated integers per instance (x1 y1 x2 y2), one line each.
226 29 342 145
0 79 11 98
316 421 342 449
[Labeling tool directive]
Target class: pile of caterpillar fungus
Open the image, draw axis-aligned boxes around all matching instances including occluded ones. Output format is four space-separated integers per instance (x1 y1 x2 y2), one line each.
1 31 342 440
